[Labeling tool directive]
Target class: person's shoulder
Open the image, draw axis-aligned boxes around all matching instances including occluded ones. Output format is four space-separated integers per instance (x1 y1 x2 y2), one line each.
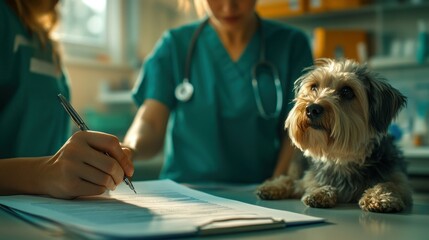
147 21 203 60
167 20 204 41
154 20 205 51
261 18 307 38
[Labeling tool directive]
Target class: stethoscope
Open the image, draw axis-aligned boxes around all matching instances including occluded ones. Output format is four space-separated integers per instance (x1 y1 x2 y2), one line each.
174 17 283 119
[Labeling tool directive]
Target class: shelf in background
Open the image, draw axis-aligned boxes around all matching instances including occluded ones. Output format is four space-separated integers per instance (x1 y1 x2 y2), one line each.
274 2 429 21
64 57 137 71
369 57 429 70
98 90 133 104
403 147 429 176
403 147 429 158
98 81 134 104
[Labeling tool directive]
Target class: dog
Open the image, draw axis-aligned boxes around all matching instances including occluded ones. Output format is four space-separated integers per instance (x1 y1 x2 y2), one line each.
256 58 412 213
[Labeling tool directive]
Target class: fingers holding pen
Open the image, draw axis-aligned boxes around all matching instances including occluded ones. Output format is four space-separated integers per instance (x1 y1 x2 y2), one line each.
82 131 135 178
45 131 134 198
55 95 135 197
82 149 124 187
78 160 117 191
73 131 134 184
120 147 134 177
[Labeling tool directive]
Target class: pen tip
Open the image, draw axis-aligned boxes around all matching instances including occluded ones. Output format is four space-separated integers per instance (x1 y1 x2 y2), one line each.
124 177 137 194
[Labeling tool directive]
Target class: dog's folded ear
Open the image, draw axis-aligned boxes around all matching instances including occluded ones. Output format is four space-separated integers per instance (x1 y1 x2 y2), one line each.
360 71 407 134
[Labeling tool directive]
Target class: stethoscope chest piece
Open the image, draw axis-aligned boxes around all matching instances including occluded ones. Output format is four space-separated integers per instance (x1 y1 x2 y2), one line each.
175 80 194 102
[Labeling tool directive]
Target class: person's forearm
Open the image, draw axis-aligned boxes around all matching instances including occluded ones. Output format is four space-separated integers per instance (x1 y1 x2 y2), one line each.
124 100 169 161
123 122 164 161
0 157 49 196
273 136 297 178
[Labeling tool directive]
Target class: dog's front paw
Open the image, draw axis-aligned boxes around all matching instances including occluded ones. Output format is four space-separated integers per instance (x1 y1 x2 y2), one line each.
302 186 337 208
359 184 405 213
256 175 297 200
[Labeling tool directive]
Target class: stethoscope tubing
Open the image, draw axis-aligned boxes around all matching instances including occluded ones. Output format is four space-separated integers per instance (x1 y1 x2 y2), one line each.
175 15 283 119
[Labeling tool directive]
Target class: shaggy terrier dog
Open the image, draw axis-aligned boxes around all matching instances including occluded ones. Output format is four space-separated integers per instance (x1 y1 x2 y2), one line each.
257 59 412 213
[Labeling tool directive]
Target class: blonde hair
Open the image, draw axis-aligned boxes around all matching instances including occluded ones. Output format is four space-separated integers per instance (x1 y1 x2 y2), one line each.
178 0 206 18
7 0 61 67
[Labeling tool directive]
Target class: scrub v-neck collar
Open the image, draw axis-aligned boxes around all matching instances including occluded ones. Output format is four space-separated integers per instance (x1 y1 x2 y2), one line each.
205 23 260 82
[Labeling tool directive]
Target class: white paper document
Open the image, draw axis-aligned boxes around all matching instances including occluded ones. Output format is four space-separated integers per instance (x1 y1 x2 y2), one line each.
0 180 323 239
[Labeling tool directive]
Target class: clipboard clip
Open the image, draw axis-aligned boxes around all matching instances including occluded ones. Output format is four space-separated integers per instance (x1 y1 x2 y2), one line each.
196 216 286 236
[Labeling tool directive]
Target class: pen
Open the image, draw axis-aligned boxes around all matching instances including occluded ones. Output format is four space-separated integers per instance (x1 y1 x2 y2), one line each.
57 93 137 194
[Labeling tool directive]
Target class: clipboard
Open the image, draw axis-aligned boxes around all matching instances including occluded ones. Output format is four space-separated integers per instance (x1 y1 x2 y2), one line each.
197 217 286 236
0 180 323 239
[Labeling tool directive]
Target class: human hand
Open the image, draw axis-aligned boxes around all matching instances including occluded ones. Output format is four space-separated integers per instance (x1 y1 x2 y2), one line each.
41 131 134 199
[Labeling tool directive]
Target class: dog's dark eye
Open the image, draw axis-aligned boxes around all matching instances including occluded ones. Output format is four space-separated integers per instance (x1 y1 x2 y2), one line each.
310 84 318 92
340 86 354 100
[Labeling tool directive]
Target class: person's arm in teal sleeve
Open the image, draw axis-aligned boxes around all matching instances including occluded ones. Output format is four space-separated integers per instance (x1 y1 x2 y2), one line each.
132 31 177 108
123 31 176 161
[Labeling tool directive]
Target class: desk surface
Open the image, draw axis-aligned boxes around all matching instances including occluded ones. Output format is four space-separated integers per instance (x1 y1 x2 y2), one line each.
1 186 428 240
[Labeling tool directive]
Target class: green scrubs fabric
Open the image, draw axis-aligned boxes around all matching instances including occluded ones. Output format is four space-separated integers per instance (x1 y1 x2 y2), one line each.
0 1 70 158
133 19 313 184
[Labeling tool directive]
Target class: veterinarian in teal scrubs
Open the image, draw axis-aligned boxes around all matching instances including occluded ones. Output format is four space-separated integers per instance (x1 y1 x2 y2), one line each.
0 0 133 199
124 0 313 184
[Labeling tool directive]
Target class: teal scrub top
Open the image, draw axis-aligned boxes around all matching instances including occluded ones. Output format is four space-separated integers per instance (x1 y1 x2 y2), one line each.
133 18 313 184
0 0 70 158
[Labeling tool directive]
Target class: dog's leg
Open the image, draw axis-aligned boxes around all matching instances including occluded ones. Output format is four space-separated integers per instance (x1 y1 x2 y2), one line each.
359 173 412 213
302 185 338 208
298 170 337 208
256 175 304 200
359 183 404 212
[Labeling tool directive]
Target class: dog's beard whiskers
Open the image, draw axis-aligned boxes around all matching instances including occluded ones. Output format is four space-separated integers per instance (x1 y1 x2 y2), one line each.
303 93 337 131
303 130 329 159
328 106 372 164
286 111 309 150
286 100 310 136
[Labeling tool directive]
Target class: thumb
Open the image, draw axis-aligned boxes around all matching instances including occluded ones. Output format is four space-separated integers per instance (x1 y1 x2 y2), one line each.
121 147 134 177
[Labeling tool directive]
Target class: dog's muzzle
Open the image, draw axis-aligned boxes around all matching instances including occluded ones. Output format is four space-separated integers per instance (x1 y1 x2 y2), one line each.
306 104 325 130
306 103 324 120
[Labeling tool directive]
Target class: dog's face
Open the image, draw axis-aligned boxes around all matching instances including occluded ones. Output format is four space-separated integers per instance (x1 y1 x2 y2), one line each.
286 59 406 164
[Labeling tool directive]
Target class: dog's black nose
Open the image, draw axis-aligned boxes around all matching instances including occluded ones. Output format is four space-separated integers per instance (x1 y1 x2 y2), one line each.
306 104 324 120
